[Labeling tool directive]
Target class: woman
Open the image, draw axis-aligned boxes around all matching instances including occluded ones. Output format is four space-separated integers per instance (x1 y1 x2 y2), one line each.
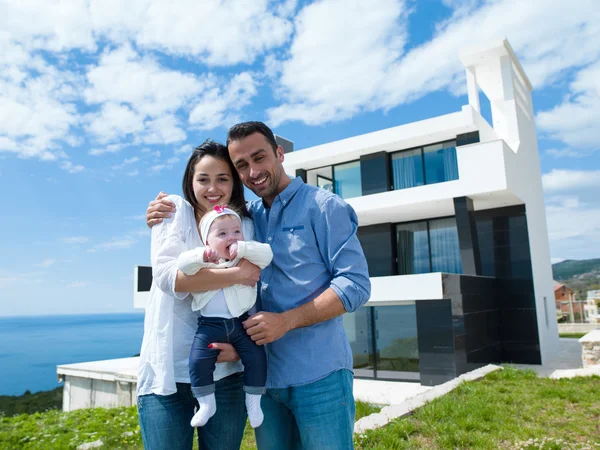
137 140 260 450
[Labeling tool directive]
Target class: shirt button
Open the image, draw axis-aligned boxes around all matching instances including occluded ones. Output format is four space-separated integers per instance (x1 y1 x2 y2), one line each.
268 237 272 241
262 285 267 290
283 200 287 205
290 228 294 232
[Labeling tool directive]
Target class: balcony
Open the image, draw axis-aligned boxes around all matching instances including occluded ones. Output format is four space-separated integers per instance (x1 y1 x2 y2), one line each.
283 106 526 225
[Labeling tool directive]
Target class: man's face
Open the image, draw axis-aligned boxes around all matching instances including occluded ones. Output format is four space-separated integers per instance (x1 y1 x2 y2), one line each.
228 132 286 204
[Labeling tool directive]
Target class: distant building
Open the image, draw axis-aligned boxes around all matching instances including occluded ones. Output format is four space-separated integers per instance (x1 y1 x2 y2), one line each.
584 290 600 324
554 282 579 322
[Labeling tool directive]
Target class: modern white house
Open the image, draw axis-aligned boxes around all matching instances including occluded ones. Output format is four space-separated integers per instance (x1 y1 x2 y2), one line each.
58 39 558 407
281 38 559 385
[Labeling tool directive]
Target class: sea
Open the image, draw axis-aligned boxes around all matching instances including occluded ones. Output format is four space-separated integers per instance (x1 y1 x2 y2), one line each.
0 313 145 396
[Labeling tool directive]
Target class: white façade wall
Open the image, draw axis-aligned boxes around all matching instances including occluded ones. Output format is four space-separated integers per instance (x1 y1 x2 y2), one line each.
461 40 559 363
367 273 444 304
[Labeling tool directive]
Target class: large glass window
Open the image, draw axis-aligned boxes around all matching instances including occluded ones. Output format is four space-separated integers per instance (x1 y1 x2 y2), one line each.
429 217 462 273
342 307 374 378
306 167 334 193
396 222 430 275
391 148 424 190
333 161 362 199
343 305 420 381
395 217 462 275
423 141 459 184
374 304 419 380
391 140 458 191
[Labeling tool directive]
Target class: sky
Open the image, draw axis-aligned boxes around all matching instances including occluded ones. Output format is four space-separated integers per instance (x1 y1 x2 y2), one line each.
1 0 599 317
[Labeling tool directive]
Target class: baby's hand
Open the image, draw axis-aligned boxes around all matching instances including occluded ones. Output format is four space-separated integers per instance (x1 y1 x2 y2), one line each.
228 242 239 260
203 246 220 263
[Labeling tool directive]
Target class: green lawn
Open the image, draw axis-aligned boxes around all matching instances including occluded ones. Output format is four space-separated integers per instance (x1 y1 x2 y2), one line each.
354 368 600 450
559 332 588 339
0 401 381 450
3 369 599 450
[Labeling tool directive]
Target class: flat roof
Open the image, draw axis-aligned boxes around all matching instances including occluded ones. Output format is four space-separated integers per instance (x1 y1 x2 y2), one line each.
57 356 139 382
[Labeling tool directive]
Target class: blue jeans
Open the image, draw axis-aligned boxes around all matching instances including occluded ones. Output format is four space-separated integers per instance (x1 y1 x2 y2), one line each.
137 374 246 450
189 315 267 397
255 369 355 450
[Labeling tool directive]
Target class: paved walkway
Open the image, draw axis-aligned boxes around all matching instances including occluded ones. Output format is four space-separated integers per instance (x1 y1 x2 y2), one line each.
511 338 582 377
354 338 585 408
354 378 431 406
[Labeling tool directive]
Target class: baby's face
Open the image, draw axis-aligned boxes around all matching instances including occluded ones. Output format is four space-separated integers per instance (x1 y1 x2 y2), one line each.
206 215 244 259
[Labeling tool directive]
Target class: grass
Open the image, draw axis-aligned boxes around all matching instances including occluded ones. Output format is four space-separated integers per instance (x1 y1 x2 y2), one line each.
559 332 588 339
0 401 381 450
4 369 599 449
354 367 600 450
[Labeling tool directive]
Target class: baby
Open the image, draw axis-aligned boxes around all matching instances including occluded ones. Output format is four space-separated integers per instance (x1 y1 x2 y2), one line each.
177 205 273 429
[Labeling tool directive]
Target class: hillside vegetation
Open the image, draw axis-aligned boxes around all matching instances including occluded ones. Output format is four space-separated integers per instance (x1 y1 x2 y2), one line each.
552 258 600 298
0 388 62 417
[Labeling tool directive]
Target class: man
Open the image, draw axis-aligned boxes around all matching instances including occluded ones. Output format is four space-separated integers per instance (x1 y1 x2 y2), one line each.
147 122 370 449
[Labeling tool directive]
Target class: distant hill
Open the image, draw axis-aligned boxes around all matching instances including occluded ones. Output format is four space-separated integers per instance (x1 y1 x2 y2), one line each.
552 258 600 298
553 258 600 281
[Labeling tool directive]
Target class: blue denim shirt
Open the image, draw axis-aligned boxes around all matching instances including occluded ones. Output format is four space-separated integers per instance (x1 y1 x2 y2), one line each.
248 177 371 388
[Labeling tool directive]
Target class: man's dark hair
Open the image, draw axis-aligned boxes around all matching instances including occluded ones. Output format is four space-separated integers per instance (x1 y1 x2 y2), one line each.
182 139 248 219
227 121 278 154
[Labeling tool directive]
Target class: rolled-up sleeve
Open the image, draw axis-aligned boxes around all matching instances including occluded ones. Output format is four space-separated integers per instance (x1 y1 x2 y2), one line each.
151 195 192 301
317 196 371 312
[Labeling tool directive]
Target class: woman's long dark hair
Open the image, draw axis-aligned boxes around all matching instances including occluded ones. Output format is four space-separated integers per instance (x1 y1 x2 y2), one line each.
182 139 248 221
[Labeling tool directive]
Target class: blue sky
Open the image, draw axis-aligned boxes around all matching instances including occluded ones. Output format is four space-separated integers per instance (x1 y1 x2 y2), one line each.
1 0 599 316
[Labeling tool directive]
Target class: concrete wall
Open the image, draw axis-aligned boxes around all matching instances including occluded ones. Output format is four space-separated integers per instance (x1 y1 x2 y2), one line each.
62 376 137 412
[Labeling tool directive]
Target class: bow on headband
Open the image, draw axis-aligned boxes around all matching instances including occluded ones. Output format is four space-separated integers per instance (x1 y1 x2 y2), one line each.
214 204 228 214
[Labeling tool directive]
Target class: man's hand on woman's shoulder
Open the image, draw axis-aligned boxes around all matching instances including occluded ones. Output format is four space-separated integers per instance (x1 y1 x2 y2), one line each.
146 191 176 228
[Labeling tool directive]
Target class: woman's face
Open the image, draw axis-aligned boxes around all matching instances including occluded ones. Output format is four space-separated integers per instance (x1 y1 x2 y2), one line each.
192 156 234 216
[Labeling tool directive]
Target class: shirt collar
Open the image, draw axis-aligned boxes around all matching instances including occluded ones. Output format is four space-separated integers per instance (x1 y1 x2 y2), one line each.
262 176 304 209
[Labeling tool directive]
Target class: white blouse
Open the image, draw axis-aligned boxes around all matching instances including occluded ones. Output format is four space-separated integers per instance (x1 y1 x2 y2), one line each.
137 195 248 397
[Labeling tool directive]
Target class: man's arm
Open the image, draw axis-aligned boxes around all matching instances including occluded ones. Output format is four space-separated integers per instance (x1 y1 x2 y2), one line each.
244 288 344 345
244 195 371 345
147 192 176 227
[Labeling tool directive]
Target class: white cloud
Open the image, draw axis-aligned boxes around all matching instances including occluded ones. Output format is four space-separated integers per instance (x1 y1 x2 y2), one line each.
0 270 44 288
66 281 89 289
150 164 166 173
84 45 205 118
62 236 90 244
86 102 145 143
0 56 81 160
140 115 186 145
92 238 138 251
545 195 600 260
267 0 408 125
542 169 600 192
126 169 140 177
89 143 125 156
537 61 600 150
175 144 193 155
37 258 56 268
268 0 600 126
89 0 293 66
60 161 85 173
90 228 150 251
189 72 258 130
